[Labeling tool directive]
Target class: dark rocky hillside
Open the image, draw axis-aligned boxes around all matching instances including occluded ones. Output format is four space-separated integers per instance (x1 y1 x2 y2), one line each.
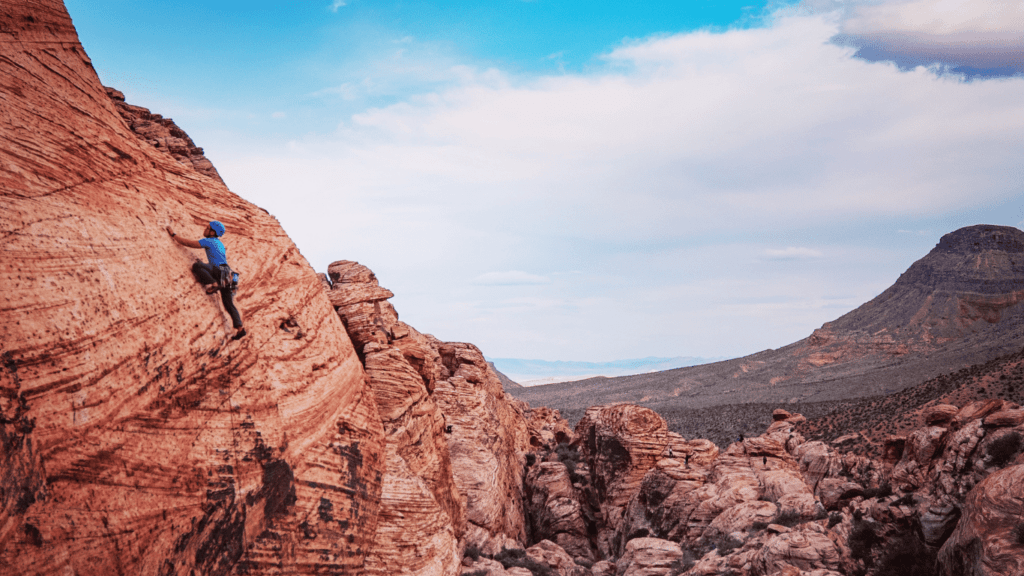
511 225 1024 420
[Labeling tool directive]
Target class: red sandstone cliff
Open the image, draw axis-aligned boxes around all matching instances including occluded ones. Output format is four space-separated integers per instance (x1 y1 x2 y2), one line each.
1 2 387 574
7 3 1024 576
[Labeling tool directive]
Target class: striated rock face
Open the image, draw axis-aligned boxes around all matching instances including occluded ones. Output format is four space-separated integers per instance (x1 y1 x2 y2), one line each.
431 338 531 552
614 537 682 576
326 260 532 570
524 461 593 560
1 2 386 574
574 404 671 556
327 260 462 575
938 464 1024 576
105 87 224 184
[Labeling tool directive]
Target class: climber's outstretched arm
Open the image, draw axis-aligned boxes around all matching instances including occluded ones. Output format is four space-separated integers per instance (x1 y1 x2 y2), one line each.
167 226 202 249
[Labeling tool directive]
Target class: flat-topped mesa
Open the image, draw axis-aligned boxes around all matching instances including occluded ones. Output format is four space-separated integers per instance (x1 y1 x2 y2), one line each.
932 224 1024 255
823 224 1024 338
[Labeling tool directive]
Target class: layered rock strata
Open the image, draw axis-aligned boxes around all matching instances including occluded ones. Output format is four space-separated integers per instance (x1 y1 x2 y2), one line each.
503 398 1024 576
105 87 225 184
326 260 531 573
1 2 385 574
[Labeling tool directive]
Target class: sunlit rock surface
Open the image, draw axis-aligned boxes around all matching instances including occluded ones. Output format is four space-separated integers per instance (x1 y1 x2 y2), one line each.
0 2 385 574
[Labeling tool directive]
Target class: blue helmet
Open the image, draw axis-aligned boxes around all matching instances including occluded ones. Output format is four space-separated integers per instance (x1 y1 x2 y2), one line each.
209 220 226 237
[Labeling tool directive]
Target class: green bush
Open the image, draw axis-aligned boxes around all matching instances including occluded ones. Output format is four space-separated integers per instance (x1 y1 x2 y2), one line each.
709 534 743 555
773 509 802 528
987 431 1023 467
862 482 893 500
892 493 916 507
464 544 482 562
848 519 882 562
668 552 697 576
874 534 937 576
494 547 554 576
574 557 594 568
1014 522 1024 545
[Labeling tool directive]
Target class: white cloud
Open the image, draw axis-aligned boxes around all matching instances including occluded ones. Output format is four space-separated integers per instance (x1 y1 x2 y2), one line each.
812 0 1024 75
764 247 824 260
472 271 552 286
270 111 287 119
221 9 1024 359
329 0 346 12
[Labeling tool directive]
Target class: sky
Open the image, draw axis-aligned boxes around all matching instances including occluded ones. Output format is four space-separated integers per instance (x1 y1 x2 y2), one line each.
64 0 1024 362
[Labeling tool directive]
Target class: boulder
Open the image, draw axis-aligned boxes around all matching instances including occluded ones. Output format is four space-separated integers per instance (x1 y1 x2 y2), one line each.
526 406 576 448
591 561 616 576
614 538 683 576
525 462 594 560
431 340 532 548
752 528 844 576
461 558 509 576
953 399 1006 427
925 404 960 426
920 503 961 546
526 540 584 576
938 465 1024 576
983 409 1024 428
575 405 672 555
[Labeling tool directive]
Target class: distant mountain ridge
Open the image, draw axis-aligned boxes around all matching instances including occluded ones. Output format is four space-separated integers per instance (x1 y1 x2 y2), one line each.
509 224 1024 411
488 356 722 384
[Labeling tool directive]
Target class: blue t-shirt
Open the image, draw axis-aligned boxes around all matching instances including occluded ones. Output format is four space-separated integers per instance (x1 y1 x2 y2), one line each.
198 237 228 267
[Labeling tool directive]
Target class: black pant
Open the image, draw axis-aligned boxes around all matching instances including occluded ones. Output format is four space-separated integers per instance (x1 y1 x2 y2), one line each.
192 262 243 329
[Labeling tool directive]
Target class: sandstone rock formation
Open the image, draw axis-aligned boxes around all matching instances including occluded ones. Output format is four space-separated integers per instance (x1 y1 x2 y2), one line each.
1 2 386 574
938 464 1024 576
509 395 1024 576
326 260 532 571
10 4 1024 576
105 87 225 184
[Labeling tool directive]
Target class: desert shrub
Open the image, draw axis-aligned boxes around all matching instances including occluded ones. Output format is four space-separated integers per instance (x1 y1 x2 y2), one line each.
892 493 916 507
874 533 937 576
987 431 1023 467
554 443 586 484
494 547 554 576
525 453 537 467
751 521 769 531
555 443 580 464
862 482 892 500
464 544 482 562
827 513 843 529
773 509 802 528
669 551 698 576
709 534 743 555
848 519 882 562
1014 522 1024 545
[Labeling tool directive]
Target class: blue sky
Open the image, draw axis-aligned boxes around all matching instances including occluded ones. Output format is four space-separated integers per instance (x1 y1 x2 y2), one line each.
65 1 1024 362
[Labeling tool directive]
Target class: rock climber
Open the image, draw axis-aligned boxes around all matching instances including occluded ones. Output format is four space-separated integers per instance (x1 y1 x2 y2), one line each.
167 220 246 340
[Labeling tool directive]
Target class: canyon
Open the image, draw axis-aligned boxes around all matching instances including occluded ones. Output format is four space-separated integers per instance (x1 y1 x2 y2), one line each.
3 2 1024 575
